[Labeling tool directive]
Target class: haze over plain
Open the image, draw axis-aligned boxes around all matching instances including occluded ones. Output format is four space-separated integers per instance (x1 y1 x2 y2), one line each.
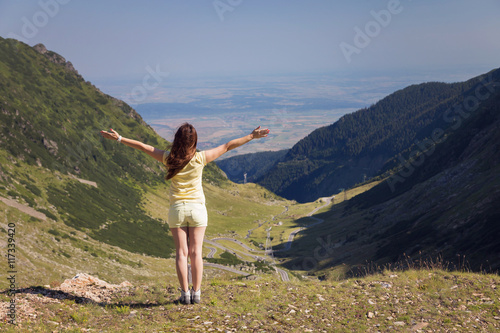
1 0 498 151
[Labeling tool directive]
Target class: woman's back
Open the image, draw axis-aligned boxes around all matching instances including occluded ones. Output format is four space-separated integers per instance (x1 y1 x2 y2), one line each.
164 151 207 204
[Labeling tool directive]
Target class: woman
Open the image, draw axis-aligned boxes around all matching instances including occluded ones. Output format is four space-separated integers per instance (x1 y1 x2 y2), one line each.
100 123 269 304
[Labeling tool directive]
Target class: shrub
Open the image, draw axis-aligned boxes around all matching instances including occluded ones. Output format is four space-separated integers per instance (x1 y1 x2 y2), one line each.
205 251 244 266
115 305 130 314
48 229 61 236
21 194 36 207
70 310 88 324
7 190 18 197
37 208 58 221
25 183 42 196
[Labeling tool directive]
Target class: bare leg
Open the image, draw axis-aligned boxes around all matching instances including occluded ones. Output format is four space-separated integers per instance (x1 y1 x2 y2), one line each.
170 227 189 291
188 226 206 291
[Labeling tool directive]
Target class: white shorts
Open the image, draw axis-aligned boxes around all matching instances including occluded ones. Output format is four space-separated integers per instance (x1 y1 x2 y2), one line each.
168 201 208 228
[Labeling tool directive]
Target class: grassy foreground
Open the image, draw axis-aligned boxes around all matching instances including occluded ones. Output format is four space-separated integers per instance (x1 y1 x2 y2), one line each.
1 269 499 332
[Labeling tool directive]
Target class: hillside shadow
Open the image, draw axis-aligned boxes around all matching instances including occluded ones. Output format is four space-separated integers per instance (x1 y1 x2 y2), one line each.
270 75 500 279
270 196 499 279
271 215 325 252
3 286 94 304
4 286 178 307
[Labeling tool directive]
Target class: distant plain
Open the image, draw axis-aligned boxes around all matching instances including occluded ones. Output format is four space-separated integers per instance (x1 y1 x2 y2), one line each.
102 71 487 157
140 108 350 157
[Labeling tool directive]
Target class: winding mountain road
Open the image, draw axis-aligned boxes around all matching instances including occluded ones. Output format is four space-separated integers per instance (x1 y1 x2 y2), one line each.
273 196 333 253
211 238 256 252
204 263 250 276
274 267 290 282
202 196 334 282
206 246 217 259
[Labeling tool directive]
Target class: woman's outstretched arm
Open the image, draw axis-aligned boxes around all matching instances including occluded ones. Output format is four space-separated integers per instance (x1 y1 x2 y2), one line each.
205 126 270 164
100 128 165 163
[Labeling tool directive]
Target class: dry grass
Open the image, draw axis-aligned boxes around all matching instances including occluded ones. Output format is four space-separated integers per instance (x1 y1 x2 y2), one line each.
2 269 499 332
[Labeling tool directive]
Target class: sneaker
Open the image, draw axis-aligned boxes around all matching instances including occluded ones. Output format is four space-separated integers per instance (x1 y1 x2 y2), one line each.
191 288 201 304
176 289 191 305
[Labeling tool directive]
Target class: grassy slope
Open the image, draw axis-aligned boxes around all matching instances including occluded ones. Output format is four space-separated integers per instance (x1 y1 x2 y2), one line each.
1 269 499 332
0 37 179 259
2 176 499 331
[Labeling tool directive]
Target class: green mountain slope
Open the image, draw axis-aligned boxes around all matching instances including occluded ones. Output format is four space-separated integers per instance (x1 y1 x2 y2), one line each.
258 70 499 202
0 37 308 289
0 37 228 258
275 69 500 275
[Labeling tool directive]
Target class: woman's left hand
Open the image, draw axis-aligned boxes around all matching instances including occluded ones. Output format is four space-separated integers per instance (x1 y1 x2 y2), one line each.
251 126 270 139
100 128 120 141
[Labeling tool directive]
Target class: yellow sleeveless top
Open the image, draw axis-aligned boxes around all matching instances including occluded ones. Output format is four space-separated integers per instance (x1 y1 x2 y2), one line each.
163 151 207 204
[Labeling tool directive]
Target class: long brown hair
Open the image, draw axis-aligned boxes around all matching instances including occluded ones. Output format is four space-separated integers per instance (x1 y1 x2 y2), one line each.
165 123 198 180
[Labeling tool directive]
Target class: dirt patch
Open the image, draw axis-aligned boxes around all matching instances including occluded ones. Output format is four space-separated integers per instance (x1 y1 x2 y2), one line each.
0 196 46 221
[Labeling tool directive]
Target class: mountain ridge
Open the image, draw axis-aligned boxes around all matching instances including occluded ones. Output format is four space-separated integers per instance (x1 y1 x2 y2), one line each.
0 37 225 259
256 69 500 202
0 37 299 289
274 69 500 275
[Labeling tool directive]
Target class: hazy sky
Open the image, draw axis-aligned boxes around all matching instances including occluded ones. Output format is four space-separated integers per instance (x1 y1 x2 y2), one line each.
0 0 499 82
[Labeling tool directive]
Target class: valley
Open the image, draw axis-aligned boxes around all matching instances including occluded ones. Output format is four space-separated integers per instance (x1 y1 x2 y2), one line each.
0 146 379 292
3 188 500 332
0 38 499 331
